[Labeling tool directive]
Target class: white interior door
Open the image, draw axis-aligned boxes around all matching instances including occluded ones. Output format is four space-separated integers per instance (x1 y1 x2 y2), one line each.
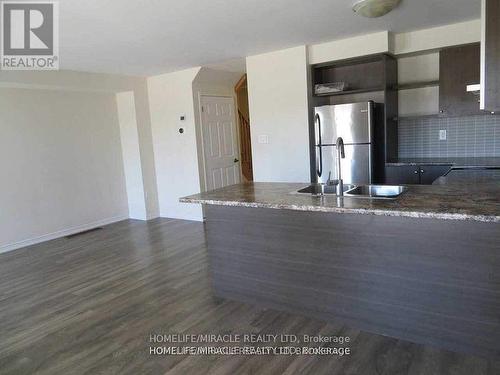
201 96 241 191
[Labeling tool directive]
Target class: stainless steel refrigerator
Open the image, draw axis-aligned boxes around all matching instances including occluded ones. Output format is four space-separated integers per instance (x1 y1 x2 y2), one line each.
314 102 374 185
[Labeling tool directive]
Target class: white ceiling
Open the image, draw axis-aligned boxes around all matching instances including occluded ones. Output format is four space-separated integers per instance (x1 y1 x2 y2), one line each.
60 0 480 76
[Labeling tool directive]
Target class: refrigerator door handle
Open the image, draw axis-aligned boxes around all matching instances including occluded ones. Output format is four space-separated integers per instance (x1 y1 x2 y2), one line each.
315 114 322 177
314 113 322 146
316 146 323 177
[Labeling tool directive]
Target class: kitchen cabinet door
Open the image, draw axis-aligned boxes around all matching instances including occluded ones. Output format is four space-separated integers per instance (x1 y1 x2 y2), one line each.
481 0 500 112
385 166 419 185
419 165 452 185
439 44 482 116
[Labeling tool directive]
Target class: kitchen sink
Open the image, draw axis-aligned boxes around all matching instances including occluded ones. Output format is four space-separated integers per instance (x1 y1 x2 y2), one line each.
344 185 407 198
294 184 407 199
296 184 356 195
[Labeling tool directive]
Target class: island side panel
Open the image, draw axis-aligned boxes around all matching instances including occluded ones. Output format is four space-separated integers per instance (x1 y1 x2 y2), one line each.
204 205 500 359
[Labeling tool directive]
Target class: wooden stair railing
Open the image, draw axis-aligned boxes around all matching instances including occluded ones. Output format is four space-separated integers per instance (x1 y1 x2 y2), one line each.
238 110 253 181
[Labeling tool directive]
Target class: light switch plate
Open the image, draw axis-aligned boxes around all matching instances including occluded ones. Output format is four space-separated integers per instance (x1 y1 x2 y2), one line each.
439 130 447 141
258 135 269 144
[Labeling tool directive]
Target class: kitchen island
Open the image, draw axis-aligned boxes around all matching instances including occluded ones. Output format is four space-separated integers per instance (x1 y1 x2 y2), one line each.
181 174 500 359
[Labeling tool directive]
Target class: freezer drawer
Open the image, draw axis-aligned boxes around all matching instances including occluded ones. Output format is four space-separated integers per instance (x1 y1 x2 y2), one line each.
314 102 373 146
317 144 372 185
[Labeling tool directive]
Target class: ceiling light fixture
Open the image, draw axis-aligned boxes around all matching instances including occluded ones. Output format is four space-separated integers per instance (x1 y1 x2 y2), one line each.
352 0 401 18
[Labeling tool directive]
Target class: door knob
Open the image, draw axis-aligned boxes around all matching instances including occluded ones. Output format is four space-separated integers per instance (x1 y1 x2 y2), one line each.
234 158 239 163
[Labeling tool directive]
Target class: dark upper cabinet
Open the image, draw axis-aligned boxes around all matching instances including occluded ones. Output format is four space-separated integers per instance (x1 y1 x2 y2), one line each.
439 44 482 117
385 165 451 185
481 0 500 112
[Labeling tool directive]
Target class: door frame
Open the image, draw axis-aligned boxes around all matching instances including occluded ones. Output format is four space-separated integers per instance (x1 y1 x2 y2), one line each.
234 75 253 182
197 94 242 192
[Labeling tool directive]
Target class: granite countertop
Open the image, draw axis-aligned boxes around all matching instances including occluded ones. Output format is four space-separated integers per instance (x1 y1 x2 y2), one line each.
434 169 500 185
181 175 500 223
386 157 500 167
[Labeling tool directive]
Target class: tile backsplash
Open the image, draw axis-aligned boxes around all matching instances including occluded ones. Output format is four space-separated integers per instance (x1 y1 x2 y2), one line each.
398 115 500 158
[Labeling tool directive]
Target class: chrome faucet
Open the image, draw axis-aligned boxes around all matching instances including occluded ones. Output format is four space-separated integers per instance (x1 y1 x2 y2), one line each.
336 137 345 196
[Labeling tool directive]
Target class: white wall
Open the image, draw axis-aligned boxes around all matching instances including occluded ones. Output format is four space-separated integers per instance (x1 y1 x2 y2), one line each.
0 88 128 252
309 31 390 65
309 21 480 65
147 67 203 221
117 91 147 220
0 70 160 219
391 19 480 55
247 46 310 183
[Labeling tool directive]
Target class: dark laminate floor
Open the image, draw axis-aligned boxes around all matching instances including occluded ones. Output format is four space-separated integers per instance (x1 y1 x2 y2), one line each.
1 219 499 375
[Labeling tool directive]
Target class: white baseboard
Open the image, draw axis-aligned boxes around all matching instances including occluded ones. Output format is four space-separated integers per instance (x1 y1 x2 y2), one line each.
159 210 203 222
159 214 204 222
0 215 129 254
